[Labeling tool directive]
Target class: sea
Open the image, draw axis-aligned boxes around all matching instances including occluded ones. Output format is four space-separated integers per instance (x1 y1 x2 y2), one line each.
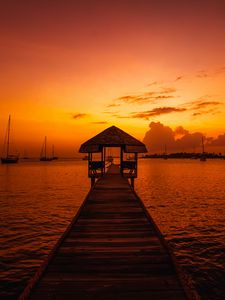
0 159 225 300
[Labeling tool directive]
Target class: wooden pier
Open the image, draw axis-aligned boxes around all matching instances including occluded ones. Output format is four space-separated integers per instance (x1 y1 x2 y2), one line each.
19 165 199 300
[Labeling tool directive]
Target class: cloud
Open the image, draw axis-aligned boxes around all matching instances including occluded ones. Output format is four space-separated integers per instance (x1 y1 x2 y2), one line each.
175 76 183 81
107 97 221 120
187 99 222 117
72 113 88 119
192 108 219 117
106 103 121 108
193 101 221 109
115 86 177 105
176 132 204 150
147 81 159 87
174 126 189 137
90 121 108 124
143 121 225 153
143 122 176 151
209 134 225 146
196 67 225 79
160 87 176 94
143 122 205 152
130 107 186 120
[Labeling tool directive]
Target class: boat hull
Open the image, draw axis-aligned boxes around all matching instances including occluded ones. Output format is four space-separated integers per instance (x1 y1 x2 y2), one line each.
40 157 53 161
1 157 19 164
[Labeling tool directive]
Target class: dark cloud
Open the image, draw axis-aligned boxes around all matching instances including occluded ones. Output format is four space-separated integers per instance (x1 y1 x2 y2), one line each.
143 122 205 153
106 103 121 108
160 87 176 94
107 97 221 120
72 113 88 119
90 121 108 124
115 87 176 105
187 99 222 117
117 95 140 103
175 76 183 81
209 134 225 146
194 101 221 109
143 122 176 151
174 126 189 136
192 109 219 117
192 112 202 117
176 132 204 150
143 121 225 153
130 107 186 120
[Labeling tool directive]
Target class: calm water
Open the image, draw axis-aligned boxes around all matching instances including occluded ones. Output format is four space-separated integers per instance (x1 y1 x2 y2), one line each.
0 159 225 299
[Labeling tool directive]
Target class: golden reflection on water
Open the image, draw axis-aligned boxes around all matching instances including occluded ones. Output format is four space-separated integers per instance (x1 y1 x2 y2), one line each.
136 158 225 300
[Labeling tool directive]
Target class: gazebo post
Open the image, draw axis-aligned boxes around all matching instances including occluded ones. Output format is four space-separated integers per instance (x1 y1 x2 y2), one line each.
120 147 123 176
88 152 91 177
131 177 134 188
101 148 104 176
135 153 138 177
103 147 106 174
91 177 95 187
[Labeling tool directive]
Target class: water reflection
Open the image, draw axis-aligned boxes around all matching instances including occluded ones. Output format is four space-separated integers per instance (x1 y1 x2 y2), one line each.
136 159 225 300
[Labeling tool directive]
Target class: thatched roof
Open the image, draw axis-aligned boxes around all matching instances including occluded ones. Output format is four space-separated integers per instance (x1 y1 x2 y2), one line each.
79 126 147 153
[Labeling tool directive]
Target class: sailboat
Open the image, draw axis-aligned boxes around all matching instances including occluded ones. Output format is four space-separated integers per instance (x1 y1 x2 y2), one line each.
1 115 19 164
200 136 206 161
40 136 53 161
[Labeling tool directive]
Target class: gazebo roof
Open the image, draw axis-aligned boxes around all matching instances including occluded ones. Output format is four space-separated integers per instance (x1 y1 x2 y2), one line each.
79 125 147 153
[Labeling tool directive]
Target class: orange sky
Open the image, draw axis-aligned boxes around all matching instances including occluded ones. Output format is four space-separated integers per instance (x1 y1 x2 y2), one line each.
1 0 225 156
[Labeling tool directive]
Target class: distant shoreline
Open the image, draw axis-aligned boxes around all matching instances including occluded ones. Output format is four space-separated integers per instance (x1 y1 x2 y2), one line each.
142 152 225 159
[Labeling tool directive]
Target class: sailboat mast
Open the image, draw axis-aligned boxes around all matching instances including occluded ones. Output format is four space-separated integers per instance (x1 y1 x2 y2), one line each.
45 136 47 159
6 115 11 157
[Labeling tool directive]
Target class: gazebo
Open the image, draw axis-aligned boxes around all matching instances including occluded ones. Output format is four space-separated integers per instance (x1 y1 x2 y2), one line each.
79 126 147 187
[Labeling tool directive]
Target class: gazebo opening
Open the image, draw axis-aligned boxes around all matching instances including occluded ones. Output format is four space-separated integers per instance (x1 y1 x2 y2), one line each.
79 126 147 187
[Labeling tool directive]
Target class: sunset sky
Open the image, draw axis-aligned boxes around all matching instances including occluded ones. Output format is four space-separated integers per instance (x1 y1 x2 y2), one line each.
1 0 225 156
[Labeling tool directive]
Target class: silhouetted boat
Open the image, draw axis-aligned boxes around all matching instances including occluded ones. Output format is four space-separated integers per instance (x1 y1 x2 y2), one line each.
40 136 53 161
82 155 88 160
1 115 19 164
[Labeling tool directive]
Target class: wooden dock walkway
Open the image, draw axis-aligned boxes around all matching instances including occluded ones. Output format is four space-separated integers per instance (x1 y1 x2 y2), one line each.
20 165 198 300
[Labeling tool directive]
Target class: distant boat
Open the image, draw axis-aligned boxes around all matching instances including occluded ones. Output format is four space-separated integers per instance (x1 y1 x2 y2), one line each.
40 136 53 161
200 136 207 161
1 115 19 164
82 155 88 160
